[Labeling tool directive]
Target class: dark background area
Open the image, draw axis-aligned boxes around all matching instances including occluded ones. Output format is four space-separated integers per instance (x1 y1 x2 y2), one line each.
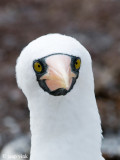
0 0 120 159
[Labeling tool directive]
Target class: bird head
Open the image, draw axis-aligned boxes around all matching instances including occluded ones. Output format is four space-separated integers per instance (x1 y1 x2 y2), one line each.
16 34 93 97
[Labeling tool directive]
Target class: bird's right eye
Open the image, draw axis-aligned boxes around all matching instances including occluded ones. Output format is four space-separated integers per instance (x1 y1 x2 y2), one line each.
33 62 42 72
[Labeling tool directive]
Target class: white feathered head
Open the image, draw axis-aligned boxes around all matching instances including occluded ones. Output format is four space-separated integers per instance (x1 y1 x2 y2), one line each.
16 34 93 97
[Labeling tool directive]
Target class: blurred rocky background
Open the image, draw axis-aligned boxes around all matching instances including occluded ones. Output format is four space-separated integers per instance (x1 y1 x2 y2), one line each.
0 0 120 159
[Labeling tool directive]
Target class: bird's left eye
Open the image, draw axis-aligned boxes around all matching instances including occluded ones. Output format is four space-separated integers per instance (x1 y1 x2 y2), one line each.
33 62 42 72
75 58 81 70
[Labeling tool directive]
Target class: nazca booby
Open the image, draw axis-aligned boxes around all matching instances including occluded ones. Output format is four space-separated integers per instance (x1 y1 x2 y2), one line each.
16 33 105 160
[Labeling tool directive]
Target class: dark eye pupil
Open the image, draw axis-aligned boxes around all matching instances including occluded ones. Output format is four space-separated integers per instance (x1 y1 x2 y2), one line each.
38 65 40 67
76 62 78 64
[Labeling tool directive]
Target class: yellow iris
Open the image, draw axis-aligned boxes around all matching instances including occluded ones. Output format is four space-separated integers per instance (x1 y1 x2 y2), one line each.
34 62 42 72
75 59 81 69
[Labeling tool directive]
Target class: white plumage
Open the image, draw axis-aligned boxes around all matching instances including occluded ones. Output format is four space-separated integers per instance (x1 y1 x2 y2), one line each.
16 33 105 160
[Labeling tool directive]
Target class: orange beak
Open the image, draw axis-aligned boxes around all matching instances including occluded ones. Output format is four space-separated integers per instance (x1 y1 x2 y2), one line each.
40 54 76 91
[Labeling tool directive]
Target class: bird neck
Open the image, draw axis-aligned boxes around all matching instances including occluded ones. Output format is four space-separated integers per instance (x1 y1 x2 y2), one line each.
28 89 103 160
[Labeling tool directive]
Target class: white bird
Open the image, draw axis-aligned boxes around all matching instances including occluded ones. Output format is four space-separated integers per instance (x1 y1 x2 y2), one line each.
16 33 105 160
